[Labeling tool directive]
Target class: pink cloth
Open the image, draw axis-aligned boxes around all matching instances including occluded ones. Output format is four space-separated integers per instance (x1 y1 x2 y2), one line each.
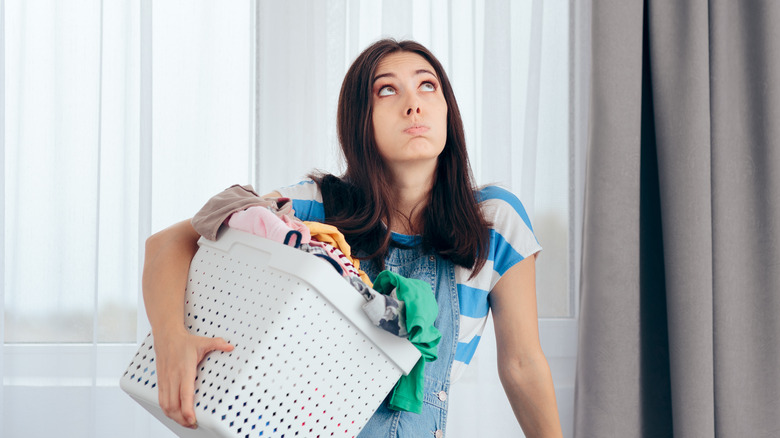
278 214 311 239
228 206 311 247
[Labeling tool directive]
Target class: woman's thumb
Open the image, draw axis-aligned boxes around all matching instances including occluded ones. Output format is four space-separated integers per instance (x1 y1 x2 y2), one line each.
197 337 234 361
207 336 234 353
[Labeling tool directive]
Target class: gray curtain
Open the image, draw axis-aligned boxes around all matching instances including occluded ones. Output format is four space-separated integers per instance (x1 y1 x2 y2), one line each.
575 1 780 437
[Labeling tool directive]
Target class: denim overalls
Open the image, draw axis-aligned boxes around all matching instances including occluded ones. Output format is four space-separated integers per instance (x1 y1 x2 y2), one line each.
358 234 459 438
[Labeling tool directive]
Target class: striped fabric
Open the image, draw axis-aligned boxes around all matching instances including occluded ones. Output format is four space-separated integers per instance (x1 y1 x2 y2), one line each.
277 180 541 381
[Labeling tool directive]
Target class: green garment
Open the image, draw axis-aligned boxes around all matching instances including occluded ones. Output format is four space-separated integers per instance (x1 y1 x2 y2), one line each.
373 270 441 414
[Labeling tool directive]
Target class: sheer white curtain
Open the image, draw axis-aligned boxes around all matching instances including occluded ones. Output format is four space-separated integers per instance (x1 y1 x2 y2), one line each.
3 0 253 436
3 1 578 437
3 0 146 436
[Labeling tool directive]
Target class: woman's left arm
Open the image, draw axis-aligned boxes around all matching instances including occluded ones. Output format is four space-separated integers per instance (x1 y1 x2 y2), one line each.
490 255 563 437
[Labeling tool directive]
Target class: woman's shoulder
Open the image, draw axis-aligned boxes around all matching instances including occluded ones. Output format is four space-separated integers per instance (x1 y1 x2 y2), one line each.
276 179 322 201
475 185 535 233
474 184 541 266
276 179 325 222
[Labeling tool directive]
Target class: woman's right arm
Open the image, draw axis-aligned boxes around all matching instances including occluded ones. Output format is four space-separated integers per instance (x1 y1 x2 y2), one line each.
142 219 234 429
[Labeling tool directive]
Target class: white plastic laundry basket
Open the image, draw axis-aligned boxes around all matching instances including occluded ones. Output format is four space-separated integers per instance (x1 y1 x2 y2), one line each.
120 227 421 438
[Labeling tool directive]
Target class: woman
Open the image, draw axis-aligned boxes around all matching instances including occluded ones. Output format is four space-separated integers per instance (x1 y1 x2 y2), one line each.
143 39 562 437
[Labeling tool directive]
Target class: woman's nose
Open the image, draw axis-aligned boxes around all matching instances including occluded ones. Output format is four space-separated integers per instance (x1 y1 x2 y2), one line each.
404 90 421 115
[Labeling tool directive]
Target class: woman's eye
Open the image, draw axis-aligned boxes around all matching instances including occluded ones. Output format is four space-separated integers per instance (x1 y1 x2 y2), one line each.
378 86 396 96
420 82 436 92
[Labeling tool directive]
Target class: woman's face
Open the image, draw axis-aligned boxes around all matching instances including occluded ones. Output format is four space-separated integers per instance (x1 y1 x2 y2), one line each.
371 51 448 175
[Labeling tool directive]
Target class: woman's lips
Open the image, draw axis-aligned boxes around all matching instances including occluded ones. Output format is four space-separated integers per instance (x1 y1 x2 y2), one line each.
404 125 429 135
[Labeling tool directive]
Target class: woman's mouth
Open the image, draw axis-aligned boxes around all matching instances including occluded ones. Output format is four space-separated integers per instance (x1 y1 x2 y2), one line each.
404 125 429 135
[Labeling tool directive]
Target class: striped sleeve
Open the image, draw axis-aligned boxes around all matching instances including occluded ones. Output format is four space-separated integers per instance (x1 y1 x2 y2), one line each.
276 180 326 222
478 185 542 280
450 185 541 381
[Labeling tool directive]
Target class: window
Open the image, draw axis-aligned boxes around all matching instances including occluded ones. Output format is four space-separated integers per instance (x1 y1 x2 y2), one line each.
3 1 586 436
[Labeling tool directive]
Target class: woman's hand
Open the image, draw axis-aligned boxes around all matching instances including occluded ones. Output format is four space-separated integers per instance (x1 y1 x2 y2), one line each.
152 327 234 429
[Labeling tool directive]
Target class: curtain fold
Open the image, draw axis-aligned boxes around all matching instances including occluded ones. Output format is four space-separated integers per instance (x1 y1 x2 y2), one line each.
576 0 780 436
647 1 715 435
705 3 780 436
576 0 645 434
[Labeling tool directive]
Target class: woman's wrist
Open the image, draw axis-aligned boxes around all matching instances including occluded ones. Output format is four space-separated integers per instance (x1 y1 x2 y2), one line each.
151 320 189 340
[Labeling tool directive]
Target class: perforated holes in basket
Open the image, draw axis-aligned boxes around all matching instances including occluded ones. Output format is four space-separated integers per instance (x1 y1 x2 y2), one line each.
123 335 158 390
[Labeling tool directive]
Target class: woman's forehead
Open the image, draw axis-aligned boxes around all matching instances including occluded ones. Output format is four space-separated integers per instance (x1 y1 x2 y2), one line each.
374 52 437 78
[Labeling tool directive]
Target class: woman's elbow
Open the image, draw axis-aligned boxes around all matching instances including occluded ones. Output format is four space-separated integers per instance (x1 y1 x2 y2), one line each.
146 220 197 253
144 230 165 258
497 351 550 384
143 220 199 275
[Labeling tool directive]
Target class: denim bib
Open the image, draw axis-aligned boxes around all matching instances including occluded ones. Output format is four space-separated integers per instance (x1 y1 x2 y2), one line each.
358 240 460 438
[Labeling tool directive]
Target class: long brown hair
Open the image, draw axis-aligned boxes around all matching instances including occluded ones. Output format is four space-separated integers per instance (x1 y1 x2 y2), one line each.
311 38 490 274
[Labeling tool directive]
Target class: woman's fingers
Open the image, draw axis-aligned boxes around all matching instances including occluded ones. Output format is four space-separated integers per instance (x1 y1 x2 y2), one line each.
158 355 190 427
155 333 234 429
179 363 198 428
181 336 234 428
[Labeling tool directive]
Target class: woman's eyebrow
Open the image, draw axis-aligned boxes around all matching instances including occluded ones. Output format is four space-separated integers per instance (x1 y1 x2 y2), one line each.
372 69 438 84
372 72 396 84
415 68 437 78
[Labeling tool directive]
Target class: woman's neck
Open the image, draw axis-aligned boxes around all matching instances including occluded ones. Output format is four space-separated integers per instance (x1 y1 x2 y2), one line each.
387 162 436 234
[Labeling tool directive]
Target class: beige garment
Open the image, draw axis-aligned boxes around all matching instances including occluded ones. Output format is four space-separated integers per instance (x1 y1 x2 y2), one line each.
191 184 294 240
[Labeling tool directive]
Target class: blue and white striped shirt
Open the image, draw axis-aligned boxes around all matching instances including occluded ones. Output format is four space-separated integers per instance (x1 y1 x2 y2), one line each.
277 180 541 381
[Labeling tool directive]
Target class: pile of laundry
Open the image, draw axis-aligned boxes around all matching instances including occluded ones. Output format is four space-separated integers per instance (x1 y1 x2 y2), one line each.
190 184 440 413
